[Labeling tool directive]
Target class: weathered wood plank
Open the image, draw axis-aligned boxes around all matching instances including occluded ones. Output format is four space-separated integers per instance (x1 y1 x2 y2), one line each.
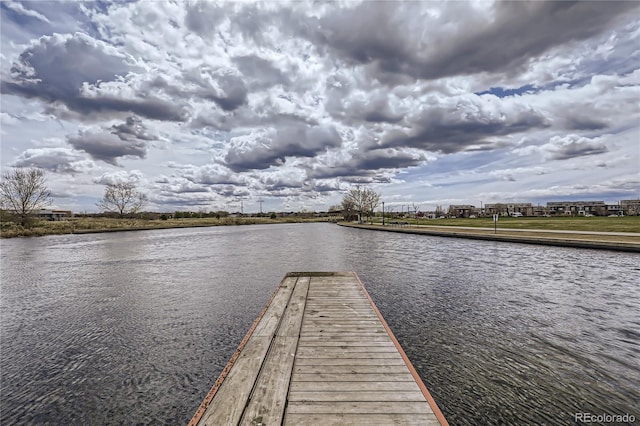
288 390 427 402
284 413 441 425
304 314 378 318
286 401 433 414
297 340 396 347
303 319 382 324
300 326 387 334
289 380 424 392
277 276 309 337
295 351 404 359
240 336 298 426
299 331 389 337
299 335 392 341
291 372 416 382
293 364 410 375
294 357 406 366
252 277 296 337
296 346 398 355
196 336 271 425
305 309 375 313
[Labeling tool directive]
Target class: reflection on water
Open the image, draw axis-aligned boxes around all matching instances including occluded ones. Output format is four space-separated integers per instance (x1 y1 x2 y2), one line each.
1 223 638 424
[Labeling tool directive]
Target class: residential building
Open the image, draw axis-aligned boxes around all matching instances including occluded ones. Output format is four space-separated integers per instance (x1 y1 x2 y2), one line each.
485 203 532 216
449 205 477 218
546 201 606 216
621 200 640 216
34 209 73 220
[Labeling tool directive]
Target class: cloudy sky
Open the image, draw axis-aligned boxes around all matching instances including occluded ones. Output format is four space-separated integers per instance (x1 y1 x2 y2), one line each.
1 1 638 213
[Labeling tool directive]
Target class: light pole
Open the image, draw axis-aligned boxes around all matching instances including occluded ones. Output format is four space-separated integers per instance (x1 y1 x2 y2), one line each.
382 201 385 226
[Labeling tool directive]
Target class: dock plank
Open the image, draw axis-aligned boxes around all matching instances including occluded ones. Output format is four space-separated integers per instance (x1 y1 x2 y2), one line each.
240 336 297 425
284 413 441 425
196 336 271 425
294 357 407 366
286 401 433 414
252 277 295 337
289 381 424 392
292 372 416 382
293 364 411 374
288 390 427 402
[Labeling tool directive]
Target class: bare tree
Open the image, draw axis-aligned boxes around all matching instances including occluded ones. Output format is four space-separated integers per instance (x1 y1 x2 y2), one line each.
0 167 52 227
341 197 357 221
97 182 148 217
342 185 381 222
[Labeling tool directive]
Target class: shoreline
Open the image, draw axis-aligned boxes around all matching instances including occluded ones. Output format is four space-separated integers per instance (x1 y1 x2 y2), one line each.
0 218 337 239
338 222 640 253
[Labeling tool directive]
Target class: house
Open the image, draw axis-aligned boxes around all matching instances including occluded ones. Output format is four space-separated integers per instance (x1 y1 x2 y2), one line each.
546 201 606 216
484 203 532 216
448 205 477 218
621 200 640 216
34 209 73 221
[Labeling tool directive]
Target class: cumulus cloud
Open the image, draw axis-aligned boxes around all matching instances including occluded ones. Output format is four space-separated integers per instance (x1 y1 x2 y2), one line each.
12 147 94 174
543 135 609 160
225 124 342 171
184 1 226 39
1 32 188 121
233 55 289 90
304 1 638 81
181 163 248 186
68 129 148 165
4 32 133 99
62 116 159 165
110 116 157 141
381 95 549 153
93 169 144 186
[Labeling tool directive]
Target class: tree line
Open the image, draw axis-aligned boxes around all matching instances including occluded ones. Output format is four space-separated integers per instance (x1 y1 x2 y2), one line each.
0 167 148 228
1 167 384 228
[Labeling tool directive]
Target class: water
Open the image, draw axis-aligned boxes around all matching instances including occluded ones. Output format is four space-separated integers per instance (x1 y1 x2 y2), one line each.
1 223 638 425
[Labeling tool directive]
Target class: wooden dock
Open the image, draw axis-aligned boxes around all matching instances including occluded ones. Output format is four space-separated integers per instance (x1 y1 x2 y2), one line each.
189 272 448 426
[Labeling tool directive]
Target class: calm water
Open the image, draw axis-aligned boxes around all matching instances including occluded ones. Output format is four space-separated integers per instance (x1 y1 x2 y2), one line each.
1 223 638 425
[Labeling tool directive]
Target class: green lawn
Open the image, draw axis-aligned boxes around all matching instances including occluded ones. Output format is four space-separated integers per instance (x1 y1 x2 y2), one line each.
372 216 640 233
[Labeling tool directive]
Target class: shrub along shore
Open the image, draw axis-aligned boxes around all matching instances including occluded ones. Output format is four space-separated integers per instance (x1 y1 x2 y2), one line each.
0 216 335 238
1 215 638 240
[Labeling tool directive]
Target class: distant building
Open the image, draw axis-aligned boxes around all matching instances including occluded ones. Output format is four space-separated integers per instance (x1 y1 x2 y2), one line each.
485 203 532 216
33 209 73 221
485 204 505 216
507 203 533 216
449 205 477 218
546 201 606 216
605 204 624 216
621 200 640 216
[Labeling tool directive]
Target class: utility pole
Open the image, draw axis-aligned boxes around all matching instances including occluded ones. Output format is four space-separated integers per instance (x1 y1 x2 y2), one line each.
258 198 264 214
240 200 243 215
382 201 385 226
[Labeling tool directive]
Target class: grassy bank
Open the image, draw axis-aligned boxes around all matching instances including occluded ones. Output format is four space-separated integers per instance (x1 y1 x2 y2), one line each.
339 222 640 252
2 215 638 239
371 216 640 233
0 216 332 238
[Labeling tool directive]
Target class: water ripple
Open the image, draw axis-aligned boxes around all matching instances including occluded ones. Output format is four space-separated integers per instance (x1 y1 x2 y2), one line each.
1 224 639 424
